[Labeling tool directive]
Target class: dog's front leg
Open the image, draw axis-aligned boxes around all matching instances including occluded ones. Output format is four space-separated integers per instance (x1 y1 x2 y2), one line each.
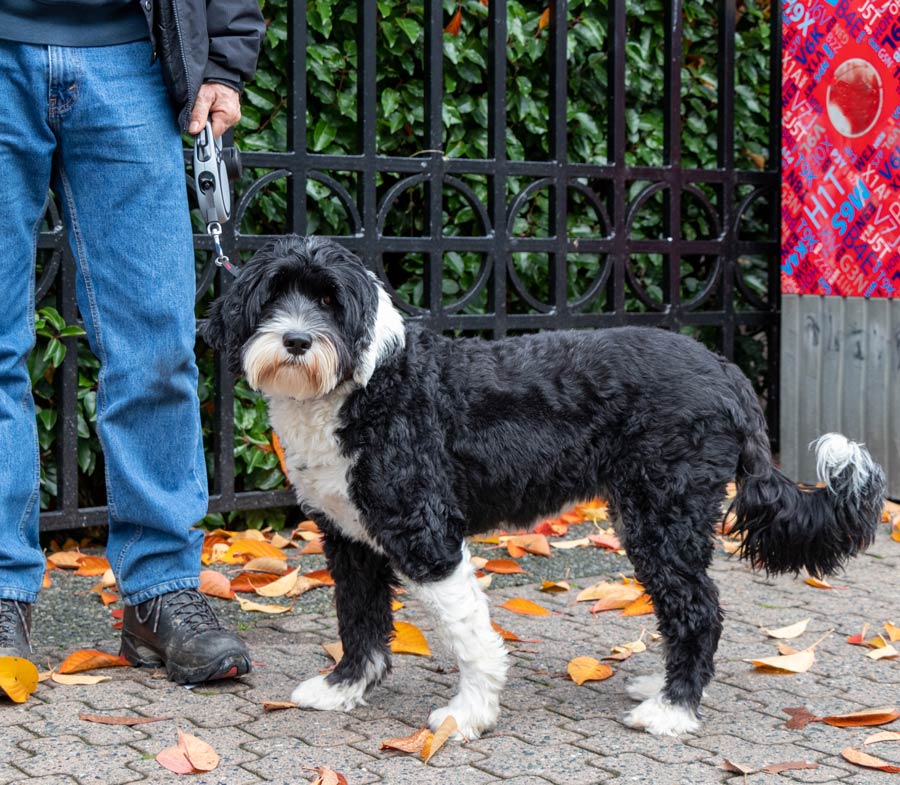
408 543 508 740
291 530 396 711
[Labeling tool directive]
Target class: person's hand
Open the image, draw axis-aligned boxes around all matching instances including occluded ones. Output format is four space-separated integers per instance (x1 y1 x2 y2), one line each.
188 83 241 137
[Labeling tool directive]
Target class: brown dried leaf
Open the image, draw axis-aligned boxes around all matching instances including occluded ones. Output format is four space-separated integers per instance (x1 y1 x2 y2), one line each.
722 759 756 775
178 729 219 772
539 580 570 593
254 567 300 597
761 761 819 774
51 672 111 685
321 641 344 663
242 557 290 574
422 715 457 762
823 707 900 727
866 645 899 661
864 730 900 745
307 766 349 785
79 713 168 726
380 726 432 753
783 707 820 730
841 746 900 773
46 551 83 569
236 597 292 614
262 701 299 712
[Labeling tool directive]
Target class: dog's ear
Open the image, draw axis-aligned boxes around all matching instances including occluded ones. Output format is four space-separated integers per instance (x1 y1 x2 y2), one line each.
199 296 227 353
200 285 247 376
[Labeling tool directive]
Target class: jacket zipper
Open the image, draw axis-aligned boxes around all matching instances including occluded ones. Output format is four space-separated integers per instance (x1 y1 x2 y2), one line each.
170 0 194 115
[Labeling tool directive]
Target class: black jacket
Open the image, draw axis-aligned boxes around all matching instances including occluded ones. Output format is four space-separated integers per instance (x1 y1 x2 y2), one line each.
140 0 266 130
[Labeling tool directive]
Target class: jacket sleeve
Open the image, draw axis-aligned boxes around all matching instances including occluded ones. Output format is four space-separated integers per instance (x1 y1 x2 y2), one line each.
204 0 266 91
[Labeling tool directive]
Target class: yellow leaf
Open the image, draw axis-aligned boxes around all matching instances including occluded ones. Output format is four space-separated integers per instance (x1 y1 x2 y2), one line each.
0 656 39 703
254 568 301 597
763 618 811 640
551 538 591 550
74 556 111 577
567 656 614 685
222 540 287 564
51 672 111 685
501 534 551 557
422 715 457 761
285 575 329 598
883 622 900 642
236 597 292 614
865 645 899 660
499 598 551 616
391 600 404 612
391 621 431 656
539 580 570 593
575 581 640 604
749 648 815 673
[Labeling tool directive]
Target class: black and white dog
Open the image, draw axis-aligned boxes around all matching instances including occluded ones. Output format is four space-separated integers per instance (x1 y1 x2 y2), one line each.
203 236 885 738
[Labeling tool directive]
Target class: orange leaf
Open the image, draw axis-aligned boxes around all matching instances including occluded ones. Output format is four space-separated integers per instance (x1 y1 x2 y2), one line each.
884 622 900 642
444 7 462 35
620 593 654 617
230 572 280 593
300 538 324 555
322 641 344 663
58 649 130 674
539 580 570 593
538 7 550 30
822 707 900 727
574 499 608 521
74 555 111 577
296 520 322 534
42 571 52 588
567 656 613 685
308 767 349 785
502 534 551 557
500 597 551 616
156 744 193 775
534 519 568 536
199 569 234 600
0 656 39 703
841 746 900 773
46 551 83 569
98 591 119 607
484 559 526 575
178 729 219 772
271 431 290 480
422 715 457 762
380 727 432 753
588 533 622 551
576 580 640 603
491 621 540 643
222 540 287 564
302 569 335 585
262 701 299 712
804 576 845 590
391 621 431 656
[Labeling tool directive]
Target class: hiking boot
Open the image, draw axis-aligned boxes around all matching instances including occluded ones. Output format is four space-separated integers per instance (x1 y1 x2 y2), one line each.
0 600 32 659
120 588 251 683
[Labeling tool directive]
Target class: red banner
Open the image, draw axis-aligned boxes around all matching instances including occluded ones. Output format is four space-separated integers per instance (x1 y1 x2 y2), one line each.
782 0 900 297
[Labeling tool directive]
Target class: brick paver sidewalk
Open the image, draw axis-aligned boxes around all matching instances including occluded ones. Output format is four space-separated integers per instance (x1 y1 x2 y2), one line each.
2 525 898 785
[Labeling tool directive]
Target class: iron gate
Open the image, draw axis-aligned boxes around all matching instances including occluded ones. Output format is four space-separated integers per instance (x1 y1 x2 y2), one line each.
37 0 782 531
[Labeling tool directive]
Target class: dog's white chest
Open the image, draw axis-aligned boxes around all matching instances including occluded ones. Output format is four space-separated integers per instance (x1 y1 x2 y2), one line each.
267 393 375 549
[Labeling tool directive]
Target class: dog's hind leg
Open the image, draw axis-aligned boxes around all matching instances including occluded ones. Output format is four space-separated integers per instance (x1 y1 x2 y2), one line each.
620 493 723 737
291 531 396 711
410 544 508 740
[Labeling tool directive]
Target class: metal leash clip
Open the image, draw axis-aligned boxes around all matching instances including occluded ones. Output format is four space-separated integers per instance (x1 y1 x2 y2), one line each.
193 121 241 276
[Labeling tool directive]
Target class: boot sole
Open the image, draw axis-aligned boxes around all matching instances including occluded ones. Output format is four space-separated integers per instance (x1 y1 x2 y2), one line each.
120 634 251 684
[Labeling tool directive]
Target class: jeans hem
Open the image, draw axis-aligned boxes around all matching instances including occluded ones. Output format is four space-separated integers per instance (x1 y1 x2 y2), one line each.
0 588 39 603
122 576 200 606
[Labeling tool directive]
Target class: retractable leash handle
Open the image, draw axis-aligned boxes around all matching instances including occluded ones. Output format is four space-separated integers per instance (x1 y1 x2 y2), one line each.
193 121 240 276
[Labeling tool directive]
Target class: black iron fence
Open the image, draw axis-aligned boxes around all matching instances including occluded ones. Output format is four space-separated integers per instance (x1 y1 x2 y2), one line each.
38 0 782 531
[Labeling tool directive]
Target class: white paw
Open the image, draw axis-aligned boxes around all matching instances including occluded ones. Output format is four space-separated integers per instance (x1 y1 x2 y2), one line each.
428 694 499 741
622 694 700 737
290 674 368 712
625 673 665 702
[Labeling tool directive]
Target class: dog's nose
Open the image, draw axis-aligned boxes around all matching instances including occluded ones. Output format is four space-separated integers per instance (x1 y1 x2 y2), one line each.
283 331 312 356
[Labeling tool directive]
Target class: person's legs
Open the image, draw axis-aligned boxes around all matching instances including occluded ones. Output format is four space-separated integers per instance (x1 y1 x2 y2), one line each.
49 41 208 603
0 41 57 610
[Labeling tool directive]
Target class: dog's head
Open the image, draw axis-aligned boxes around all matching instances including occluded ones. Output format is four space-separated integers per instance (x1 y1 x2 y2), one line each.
201 236 405 400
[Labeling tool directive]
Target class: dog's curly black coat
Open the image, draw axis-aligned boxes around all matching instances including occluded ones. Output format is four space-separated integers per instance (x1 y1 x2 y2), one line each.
203 236 886 736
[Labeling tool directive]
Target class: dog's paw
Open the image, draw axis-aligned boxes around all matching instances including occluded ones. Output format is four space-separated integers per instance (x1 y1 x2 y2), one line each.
428 698 498 741
290 674 367 712
625 673 665 702
622 694 700 737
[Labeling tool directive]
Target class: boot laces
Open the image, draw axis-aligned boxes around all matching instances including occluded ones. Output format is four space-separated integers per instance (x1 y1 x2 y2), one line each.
137 589 224 634
0 600 31 648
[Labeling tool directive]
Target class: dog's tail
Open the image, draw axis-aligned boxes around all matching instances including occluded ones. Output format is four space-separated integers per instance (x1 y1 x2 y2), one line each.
724 364 885 577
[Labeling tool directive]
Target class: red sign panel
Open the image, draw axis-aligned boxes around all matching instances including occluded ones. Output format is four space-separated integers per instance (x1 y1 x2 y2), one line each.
782 0 900 298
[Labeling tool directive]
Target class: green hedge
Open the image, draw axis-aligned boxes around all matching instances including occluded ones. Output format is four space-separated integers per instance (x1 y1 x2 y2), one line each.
34 0 774 527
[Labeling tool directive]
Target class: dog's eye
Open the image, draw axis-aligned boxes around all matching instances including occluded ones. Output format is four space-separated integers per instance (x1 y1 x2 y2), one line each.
320 295 333 307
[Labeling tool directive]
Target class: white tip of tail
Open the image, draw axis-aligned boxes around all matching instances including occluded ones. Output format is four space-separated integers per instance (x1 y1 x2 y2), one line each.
812 433 874 497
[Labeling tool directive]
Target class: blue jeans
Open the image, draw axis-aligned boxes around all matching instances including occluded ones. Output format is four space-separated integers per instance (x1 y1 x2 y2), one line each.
0 40 207 605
